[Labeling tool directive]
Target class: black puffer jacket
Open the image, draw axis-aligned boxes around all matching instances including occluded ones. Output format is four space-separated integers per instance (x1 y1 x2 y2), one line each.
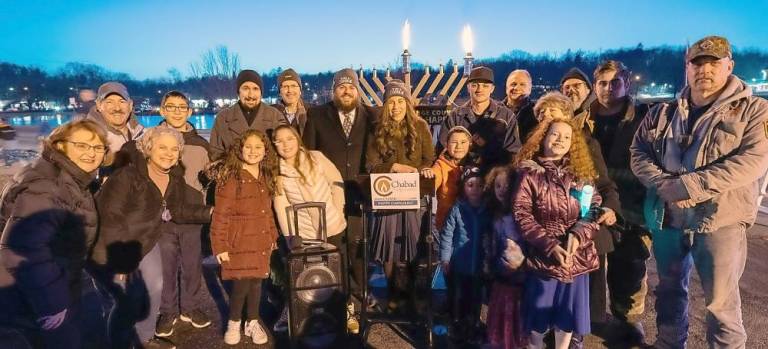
91 160 210 273
0 146 99 318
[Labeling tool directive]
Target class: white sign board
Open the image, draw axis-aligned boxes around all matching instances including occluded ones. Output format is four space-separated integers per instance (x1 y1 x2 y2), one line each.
370 173 421 210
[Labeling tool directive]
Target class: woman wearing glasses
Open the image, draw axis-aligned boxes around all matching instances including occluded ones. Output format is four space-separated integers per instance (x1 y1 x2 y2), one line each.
0 120 110 349
91 125 211 349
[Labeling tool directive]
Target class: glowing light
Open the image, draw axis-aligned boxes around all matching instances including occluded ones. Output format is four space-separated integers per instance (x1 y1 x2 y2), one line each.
462 24 474 55
401 20 411 51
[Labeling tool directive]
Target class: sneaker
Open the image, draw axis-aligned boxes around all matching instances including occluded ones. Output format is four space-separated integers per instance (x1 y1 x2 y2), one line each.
224 320 241 345
273 306 289 332
154 314 177 337
145 336 176 349
180 309 212 328
346 303 359 334
246 319 268 345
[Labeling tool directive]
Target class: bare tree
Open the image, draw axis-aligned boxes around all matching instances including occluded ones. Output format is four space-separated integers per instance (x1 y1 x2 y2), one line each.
188 45 241 100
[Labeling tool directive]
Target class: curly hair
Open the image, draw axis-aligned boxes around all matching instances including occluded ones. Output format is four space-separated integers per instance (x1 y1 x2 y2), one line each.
512 117 597 183
533 91 574 122
484 165 514 217
206 129 278 195
138 125 185 158
374 96 421 159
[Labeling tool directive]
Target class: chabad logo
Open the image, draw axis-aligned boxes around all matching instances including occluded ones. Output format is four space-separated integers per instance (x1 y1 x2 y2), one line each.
373 176 393 197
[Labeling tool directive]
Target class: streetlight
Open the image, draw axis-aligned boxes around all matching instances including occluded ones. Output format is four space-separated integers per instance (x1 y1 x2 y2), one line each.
8 87 14 91
22 87 28 91
634 75 641 81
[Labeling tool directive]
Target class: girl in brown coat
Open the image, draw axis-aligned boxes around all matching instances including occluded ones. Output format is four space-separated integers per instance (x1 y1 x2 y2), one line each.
208 129 279 345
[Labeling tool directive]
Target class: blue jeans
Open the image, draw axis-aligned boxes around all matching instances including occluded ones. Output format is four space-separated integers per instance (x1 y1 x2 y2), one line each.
106 244 164 348
652 224 747 349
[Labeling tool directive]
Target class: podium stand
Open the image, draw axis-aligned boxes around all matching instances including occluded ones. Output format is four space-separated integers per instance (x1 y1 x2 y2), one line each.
355 175 437 348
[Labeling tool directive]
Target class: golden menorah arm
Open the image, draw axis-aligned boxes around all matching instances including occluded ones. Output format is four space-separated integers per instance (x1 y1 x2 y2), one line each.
447 77 468 105
372 69 385 93
424 65 445 96
439 64 460 96
359 69 383 106
411 66 431 102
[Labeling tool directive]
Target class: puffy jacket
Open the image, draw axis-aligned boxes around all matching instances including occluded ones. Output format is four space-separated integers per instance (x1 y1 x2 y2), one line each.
210 170 278 280
631 76 768 234
91 161 211 273
431 152 462 230
513 159 601 282
0 146 99 318
439 199 491 275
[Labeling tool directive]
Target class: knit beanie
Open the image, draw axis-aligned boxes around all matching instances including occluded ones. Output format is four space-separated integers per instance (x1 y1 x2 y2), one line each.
235 70 264 93
383 79 411 101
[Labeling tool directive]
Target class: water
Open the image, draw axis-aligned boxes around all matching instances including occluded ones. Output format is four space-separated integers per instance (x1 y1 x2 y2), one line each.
2 113 217 130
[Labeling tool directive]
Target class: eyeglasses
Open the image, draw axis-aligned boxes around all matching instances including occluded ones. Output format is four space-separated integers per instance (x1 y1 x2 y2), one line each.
163 105 190 112
64 141 107 154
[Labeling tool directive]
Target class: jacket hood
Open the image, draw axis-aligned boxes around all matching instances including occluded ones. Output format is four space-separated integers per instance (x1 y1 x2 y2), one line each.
679 75 752 111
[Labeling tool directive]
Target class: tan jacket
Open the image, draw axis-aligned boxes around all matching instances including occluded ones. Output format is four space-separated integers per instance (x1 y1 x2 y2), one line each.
631 76 768 233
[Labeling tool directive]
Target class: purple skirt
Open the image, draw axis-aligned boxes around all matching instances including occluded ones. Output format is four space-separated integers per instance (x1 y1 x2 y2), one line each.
523 273 591 335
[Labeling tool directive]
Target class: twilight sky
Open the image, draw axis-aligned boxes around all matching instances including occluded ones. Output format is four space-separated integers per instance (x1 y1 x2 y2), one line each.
1 0 766 79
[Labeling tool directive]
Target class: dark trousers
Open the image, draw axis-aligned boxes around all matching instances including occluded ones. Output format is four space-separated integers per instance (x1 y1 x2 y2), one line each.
607 246 649 324
588 254 609 324
328 216 364 300
229 279 263 322
158 223 204 317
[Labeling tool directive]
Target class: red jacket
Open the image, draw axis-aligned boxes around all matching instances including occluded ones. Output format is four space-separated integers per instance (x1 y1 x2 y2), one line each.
210 170 278 280
513 159 601 282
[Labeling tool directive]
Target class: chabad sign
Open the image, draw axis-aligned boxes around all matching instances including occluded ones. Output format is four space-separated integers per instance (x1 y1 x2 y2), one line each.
370 173 421 210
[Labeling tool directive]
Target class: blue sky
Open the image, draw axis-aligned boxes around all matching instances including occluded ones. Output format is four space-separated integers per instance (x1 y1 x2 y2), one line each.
1 0 766 79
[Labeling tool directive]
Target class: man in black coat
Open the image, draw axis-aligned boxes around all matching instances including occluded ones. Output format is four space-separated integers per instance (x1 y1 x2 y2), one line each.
303 68 377 334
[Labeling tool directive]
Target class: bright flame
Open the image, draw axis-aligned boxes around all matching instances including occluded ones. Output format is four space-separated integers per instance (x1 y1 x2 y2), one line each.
462 24 474 54
402 20 411 51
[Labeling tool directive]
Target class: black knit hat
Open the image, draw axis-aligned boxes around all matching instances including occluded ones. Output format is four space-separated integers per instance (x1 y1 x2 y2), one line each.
278 68 302 88
560 68 591 87
235 70 264 93
461 166 483 184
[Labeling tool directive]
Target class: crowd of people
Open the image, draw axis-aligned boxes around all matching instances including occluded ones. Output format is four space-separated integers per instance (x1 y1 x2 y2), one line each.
0 35 767 349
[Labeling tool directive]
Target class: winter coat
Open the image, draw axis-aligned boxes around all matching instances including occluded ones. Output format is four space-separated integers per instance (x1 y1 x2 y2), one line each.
437 99 521 171
304 102 377 215
85 106 144 155
439 199 491 276
91 161 211 273
274 151 347 240
272 100 309 135
366 118 435 173
210 102 286 160
0 146 99 319
505 96 537 143
513 159 601 282
631 75 768 234
576 97 649 225
485 214 527 285
431 152 462 230
210 170 277 280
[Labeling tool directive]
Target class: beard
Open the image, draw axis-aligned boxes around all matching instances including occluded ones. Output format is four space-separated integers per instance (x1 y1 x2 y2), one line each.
333 94 359 113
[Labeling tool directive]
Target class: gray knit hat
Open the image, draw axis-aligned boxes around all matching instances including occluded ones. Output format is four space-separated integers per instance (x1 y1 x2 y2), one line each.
333 68 360 90
383 79 411 101
278 68 302 87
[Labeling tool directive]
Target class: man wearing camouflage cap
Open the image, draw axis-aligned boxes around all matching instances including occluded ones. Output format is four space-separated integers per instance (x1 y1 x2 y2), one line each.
631 35 768 348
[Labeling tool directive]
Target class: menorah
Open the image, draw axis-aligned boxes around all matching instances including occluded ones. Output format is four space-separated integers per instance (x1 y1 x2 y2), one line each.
357 22 476 109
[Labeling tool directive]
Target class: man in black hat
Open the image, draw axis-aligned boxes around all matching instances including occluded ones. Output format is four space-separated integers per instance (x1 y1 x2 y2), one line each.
303 67 378 334
437 66 520 172
271 68 309 135
209 69 286 160
560 67 595 122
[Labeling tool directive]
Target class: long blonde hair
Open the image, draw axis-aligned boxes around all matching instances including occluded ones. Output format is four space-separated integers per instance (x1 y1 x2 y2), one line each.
274 125 316 192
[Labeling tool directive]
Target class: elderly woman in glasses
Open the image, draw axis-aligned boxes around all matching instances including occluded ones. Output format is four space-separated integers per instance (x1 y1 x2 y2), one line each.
0 119 110 349
91 125 212 348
